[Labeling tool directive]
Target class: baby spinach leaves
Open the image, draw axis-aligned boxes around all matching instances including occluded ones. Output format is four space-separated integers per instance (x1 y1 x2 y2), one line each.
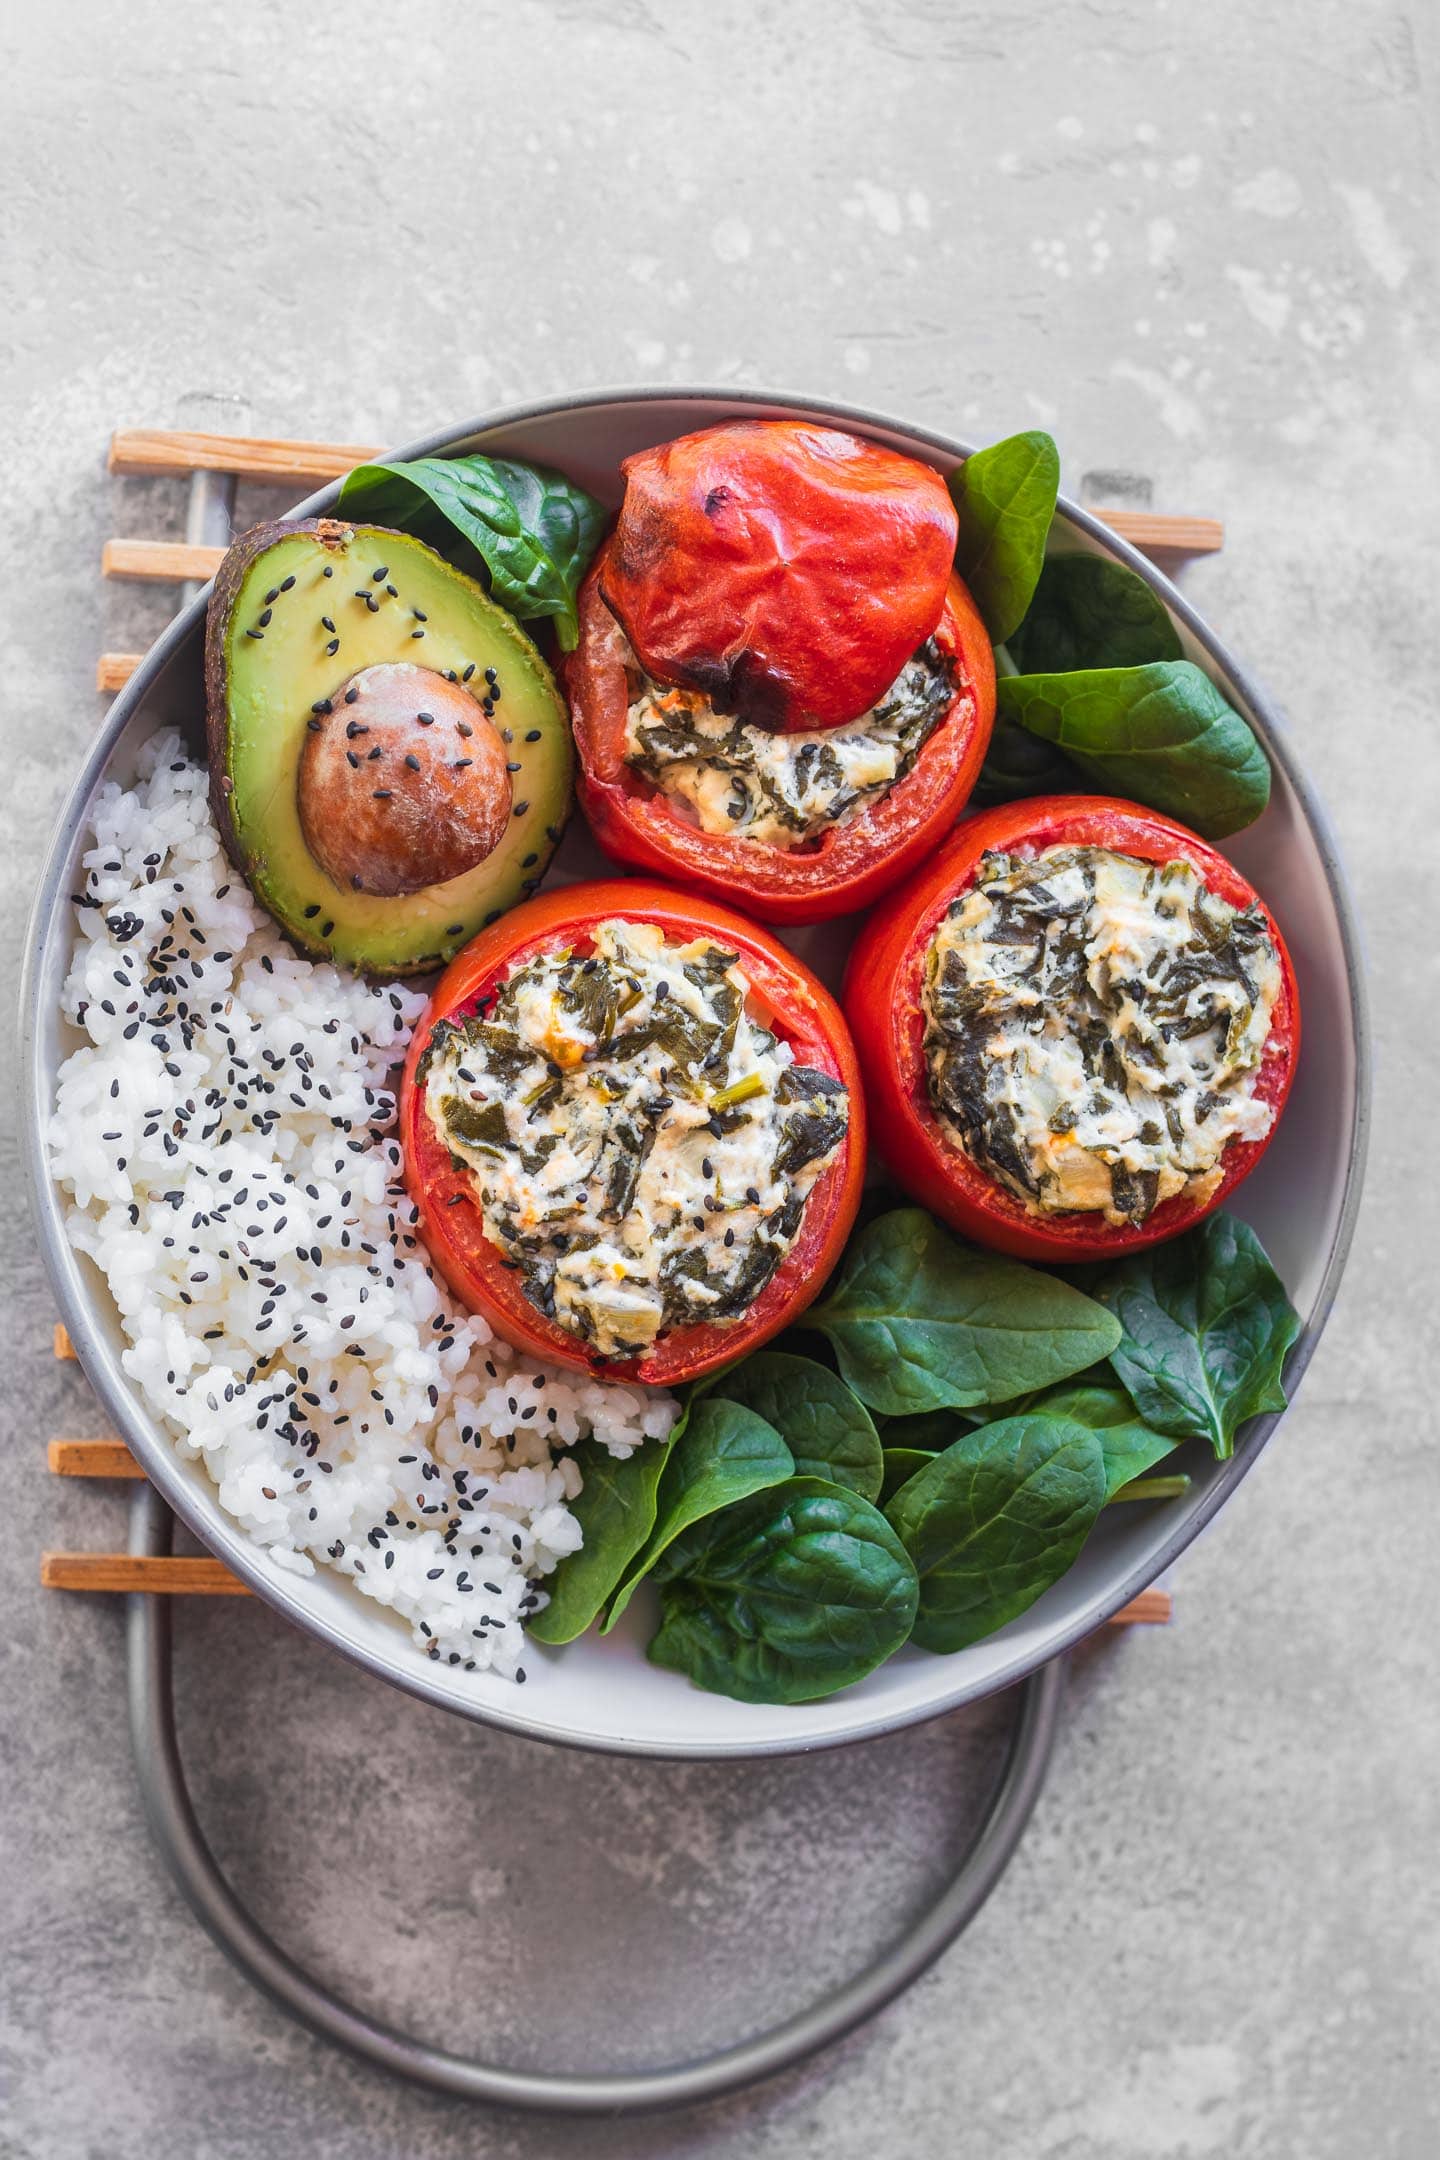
996 661 1271 839
537 1207 1297 1697
1006 554 1183 675
884 1414 1107 1652
528 1422 680 1645
949 431 1060 644
1023 1379 1180 1500
647 1479 919 1703
706 1350 884 1500
1090 1213 1300 1459
944 431 1271 836
806 1208 1120 1417
603 1398 793 1629
337 453 606 650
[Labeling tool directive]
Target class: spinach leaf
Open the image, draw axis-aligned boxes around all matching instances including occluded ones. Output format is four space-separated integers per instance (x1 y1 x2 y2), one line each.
337 453 606 650
949 431 1059 644
1091 1212 1300 1460
807 1208 1120 1418
1007 554 1182 674
527 1418 681 1645
602 1398 793 1629
880 1448 938 1505
708 1351 884 1501
1024 1380 1180 1501
997 661 1270 839
1112 1474 1191 1503
971 709 1084 808
884 1415 1106 1652
647 1478 919 1704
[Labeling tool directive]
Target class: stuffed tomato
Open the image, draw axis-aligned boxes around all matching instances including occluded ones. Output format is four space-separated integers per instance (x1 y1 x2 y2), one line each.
843 797 1300 1261
565 421 996 925
400 878 865 1383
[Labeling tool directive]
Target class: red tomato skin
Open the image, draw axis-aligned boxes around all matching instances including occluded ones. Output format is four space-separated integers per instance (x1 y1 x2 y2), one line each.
399 879 866 1385
843 797 1301 1262
599 420 959 733
566 554 996 927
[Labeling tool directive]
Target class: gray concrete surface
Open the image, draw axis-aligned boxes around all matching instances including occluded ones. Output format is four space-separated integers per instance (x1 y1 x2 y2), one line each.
3 2 1438 2154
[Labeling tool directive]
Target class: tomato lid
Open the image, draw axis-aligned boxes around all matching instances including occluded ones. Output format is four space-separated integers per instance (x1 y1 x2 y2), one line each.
599 420 959 733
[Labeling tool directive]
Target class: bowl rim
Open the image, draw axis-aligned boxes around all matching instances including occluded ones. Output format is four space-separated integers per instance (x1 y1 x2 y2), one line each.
21 381 1372 1758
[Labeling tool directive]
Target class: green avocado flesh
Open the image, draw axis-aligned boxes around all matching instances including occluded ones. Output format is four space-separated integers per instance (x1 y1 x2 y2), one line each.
214 523 573 976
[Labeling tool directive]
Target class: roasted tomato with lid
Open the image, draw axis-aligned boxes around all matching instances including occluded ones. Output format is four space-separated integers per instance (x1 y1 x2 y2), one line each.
843 797 1300 1261
400 879 865 1383
566 421 996 925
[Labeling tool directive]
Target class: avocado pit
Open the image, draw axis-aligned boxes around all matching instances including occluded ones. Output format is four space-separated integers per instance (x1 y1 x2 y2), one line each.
298 662 512 897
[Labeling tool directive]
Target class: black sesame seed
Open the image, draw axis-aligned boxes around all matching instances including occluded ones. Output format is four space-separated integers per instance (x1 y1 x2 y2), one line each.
323 564 334 577
524 729 542 742
311 698 332 715
303 904 321 920
416 711 435 726
264 587 279 604
344 685 359 705
307 717 323 733
512 801 528 817
404 753 421 771
372 566 388 581
258 607 272 627
280 575 296 591
372 789 392 800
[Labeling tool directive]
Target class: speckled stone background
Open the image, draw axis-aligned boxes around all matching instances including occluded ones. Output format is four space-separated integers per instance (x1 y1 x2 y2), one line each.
3 3 1438 2154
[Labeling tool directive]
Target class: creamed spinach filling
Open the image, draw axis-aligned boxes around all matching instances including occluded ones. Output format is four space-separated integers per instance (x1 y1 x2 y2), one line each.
623 639 954 848
923 846 1281 1226
424 920 848 1358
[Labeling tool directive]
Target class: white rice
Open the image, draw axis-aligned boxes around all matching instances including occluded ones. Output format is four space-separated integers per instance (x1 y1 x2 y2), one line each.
48 731 676 1680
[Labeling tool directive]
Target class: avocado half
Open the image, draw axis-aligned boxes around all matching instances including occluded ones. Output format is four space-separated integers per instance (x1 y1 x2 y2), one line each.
205 519 573 978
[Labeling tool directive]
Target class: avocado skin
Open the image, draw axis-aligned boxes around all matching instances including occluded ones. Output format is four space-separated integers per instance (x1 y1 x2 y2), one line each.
204 517 574 980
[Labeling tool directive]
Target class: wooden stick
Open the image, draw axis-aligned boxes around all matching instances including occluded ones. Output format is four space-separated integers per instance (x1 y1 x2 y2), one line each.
1112 1587 1171 1625
54 1321 76 1361
97 652 142 692
1102 511 1222 554
40 1553 250 1595
103 428 1223 563
36 1521 1174 1624
102 516 1222 597
47 1439 146 1479
109 427 382 484
103 538 223 583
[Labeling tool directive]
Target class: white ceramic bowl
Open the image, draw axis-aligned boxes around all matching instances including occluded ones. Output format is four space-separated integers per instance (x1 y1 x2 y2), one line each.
22 388 1369 1757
